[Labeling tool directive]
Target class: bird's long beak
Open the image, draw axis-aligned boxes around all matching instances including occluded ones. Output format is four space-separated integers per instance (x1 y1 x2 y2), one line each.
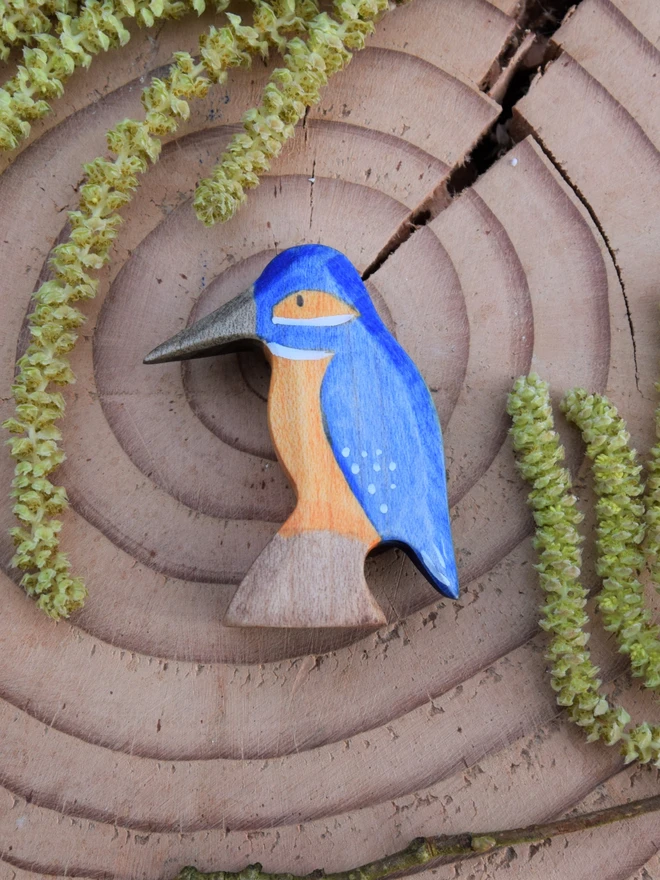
143 288 260 364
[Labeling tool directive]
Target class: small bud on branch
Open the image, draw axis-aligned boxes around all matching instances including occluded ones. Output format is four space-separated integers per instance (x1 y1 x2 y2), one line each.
175 793 660 880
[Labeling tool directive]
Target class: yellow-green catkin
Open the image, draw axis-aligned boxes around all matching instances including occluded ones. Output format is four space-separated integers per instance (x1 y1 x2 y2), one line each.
3 1 405 619
644 380 660 588
561 390 660 690
0 0 224 151
507 377 628 743
0 0 75 60
508 375 660 767
193 0 391 225
2 10 279 618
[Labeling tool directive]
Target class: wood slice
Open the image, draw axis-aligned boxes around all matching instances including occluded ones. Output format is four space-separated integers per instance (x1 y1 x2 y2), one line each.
513 0 660 434
1 2 659 878
611 0 660 43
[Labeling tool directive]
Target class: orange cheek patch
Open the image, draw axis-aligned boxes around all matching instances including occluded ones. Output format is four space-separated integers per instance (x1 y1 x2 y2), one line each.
273 289 359 321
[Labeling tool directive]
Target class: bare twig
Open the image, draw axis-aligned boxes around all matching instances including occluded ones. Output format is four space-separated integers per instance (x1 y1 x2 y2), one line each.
175 793 660 880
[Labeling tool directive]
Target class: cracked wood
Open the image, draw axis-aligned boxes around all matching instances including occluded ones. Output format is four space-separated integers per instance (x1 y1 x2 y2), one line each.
0 1 659 878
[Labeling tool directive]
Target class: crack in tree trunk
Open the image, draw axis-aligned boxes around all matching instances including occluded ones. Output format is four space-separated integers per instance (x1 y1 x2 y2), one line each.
361 0 587 282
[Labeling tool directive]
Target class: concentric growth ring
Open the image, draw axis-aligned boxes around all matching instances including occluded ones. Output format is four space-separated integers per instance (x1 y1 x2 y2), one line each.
0 5 640 878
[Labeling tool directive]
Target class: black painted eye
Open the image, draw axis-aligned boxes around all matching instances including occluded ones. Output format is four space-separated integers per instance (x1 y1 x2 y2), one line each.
296 294 304 307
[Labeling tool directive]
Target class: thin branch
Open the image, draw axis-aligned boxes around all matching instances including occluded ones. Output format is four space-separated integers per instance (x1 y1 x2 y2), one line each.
175 793 660 880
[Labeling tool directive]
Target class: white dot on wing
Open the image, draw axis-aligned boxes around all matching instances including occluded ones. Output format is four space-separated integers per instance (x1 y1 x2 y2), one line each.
389 462 397 471
361 451 368 458
390 484 396 490
380 504 388 514
373 463 381 472
351 464 360 474
342 447 350 457
368 484 376 495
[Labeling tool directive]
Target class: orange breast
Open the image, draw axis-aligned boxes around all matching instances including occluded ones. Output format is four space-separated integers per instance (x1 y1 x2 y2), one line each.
267 354 380 547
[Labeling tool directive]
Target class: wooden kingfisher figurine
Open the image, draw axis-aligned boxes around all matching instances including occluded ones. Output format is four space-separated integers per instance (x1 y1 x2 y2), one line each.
145 245 458 629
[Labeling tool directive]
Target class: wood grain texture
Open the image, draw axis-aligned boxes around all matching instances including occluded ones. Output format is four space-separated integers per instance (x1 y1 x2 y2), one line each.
486 0 522 16
611 0 660 43
369 0 516 87
1 1 660 878
514 0 660 423
225 531 386 628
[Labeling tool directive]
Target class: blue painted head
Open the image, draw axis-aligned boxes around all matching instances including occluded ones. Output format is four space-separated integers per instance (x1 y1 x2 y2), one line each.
143 245 388 365
252 245 389 361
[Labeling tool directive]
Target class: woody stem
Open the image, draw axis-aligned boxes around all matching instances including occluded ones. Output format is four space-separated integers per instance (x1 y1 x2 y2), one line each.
176 793 660 880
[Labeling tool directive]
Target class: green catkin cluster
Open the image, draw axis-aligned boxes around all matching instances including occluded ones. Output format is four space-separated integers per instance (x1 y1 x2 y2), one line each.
508 375 660 767
644 379 660 586
4 0 383 617
193 0 392 225
2 9 285 617
561 390 660 689
0 0 221 150
0 0 75 60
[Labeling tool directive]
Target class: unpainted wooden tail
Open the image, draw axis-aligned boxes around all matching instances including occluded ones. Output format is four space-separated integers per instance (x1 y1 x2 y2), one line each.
223 530 387 628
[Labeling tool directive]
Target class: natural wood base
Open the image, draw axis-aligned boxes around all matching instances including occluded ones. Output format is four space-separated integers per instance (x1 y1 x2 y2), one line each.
224 531 387 628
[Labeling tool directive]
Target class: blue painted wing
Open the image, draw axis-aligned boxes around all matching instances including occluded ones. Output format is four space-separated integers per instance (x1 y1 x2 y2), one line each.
320 324 459 599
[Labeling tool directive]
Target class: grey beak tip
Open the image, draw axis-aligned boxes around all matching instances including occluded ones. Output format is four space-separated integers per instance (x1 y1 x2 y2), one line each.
143 347 168 365
143 287 257 366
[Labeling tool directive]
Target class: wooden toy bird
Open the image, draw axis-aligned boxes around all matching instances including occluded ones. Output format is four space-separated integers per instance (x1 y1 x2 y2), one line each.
145 245 458 629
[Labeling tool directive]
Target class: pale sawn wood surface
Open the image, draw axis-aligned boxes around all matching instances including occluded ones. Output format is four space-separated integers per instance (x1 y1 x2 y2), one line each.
0 0 659 877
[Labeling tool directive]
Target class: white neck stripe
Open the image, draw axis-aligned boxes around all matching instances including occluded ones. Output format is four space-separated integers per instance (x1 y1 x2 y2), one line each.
267 342 333 361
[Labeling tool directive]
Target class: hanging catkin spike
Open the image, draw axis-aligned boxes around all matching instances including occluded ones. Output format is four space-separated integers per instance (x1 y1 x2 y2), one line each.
193 0 392 225
561 389 660 690
508 374 660 766
3 0 407 618
2 9 278 617
0 0 75 61
0 0 232 151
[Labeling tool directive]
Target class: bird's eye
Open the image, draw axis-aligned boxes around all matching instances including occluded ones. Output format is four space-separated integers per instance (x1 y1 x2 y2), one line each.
272 290 359 325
